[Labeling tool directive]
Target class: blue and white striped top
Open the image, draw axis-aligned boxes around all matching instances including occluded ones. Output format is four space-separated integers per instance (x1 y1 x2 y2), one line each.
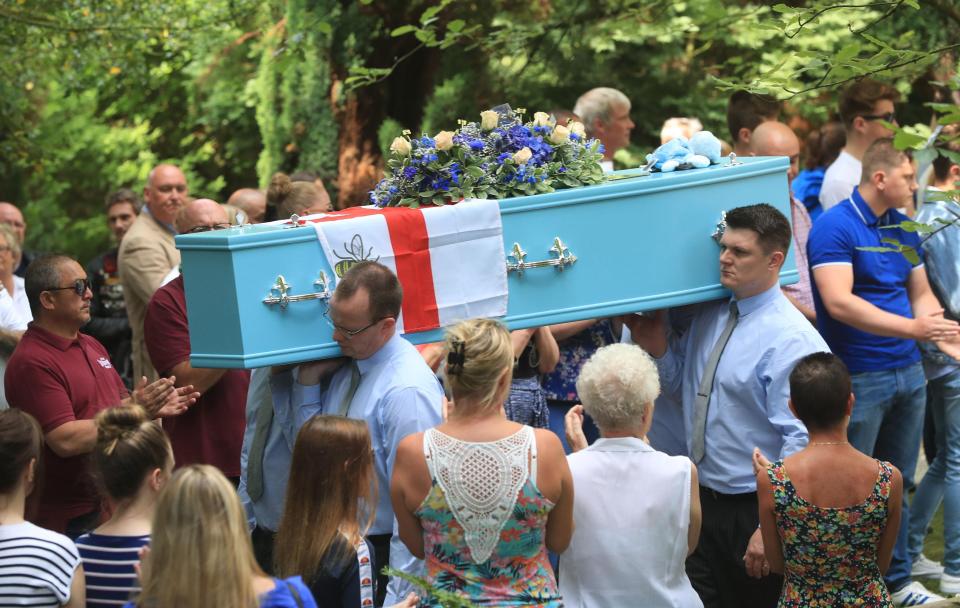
75 532 150 607
0 521 80 607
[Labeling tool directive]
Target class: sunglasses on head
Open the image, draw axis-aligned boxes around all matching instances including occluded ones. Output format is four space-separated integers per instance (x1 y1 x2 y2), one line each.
46 278 91 296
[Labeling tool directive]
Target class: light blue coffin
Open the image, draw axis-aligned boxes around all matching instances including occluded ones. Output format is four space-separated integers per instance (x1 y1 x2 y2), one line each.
178 156 794 368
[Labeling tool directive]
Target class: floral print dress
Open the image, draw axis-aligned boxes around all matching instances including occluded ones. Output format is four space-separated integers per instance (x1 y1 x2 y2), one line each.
768 459 894 607
416 427 562 607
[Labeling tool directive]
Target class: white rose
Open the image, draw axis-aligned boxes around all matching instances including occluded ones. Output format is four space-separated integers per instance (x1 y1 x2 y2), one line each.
434 130 455 151
569 121 586 138
389 137 411 156
513 147 533 164
480 110 499 131
549 124 571 145
533 111 551 127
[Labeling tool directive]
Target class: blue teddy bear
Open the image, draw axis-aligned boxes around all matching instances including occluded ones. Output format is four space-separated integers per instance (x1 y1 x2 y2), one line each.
646 131 722 172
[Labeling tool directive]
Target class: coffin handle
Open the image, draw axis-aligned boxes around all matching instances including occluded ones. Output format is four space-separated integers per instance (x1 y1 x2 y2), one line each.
263 272 332 309
506 237 577 276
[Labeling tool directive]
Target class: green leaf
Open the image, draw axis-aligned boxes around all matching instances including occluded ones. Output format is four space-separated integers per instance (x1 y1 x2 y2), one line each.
902 247 920 265
447 19 465 33
893 130 927 150
420 5 443 24
391 25 417 38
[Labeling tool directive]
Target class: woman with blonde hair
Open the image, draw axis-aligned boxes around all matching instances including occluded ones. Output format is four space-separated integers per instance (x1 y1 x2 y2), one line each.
0 408 84 607
77 405 173 608
126 464 317 608
392 318 574 606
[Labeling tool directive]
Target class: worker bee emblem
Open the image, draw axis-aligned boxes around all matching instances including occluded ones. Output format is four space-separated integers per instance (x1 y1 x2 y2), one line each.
333 234 380 278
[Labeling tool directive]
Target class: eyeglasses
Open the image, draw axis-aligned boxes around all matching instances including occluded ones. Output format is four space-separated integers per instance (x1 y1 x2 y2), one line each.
861 112 897 123
185 223 231 234
322 309 388 339
45 278 91 296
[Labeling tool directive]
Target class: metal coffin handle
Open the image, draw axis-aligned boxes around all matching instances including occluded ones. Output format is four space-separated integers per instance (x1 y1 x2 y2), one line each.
263 272 332 309
506 237 577 276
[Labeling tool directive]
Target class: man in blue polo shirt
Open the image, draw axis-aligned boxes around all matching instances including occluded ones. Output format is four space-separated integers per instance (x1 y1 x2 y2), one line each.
809 137 960 605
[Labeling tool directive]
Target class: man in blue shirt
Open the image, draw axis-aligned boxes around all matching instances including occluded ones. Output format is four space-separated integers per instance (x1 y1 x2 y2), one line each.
626 204 829 608
273 261 444 607
808 137 960 605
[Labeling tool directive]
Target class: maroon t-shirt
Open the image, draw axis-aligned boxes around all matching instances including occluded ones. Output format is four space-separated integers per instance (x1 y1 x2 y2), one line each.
5 324 127 532
144 275 248 476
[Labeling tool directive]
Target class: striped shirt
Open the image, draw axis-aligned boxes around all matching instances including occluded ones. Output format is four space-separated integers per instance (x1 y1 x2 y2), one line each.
75 533 149 608
0 521 80 607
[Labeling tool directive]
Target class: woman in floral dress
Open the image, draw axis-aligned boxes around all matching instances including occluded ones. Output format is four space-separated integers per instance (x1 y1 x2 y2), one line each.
756 353 902 607
392 319 574 607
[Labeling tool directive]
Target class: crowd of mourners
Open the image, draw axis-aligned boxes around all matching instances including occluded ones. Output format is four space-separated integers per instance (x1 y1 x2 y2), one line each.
0 80 959 608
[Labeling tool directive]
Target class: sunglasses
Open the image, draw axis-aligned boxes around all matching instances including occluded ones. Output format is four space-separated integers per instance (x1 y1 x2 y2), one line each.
186 223 231 234
46 278 91 296
861 112 896 123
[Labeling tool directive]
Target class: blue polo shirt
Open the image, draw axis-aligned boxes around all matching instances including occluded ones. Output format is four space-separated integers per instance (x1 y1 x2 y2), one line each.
807 186 923 373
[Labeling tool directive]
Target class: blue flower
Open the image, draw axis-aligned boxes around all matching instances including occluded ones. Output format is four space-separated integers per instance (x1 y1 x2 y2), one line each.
419 136 435 148
402 166 418 180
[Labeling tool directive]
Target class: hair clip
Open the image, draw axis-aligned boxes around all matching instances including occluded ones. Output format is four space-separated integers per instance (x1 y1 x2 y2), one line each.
447 340 466 375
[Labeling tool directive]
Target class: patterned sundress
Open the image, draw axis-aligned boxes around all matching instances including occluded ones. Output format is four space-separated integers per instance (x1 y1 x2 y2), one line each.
416 427 562 607
768 459 894 607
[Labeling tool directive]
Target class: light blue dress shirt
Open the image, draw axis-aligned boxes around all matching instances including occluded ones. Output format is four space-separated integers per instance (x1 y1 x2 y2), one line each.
651 283 828 494
916 191 960 380
239 367 295 532
275 332 444 604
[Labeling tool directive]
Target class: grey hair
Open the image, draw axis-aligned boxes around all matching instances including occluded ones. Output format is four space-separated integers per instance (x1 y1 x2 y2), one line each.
25 254 74 317
576 343 660 431
573 87 631 137
0 224 21 260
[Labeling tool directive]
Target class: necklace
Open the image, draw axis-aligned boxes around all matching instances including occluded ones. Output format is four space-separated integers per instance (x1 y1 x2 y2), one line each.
810 441 849 446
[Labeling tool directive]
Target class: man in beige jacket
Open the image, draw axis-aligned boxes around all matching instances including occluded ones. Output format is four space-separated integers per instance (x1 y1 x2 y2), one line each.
119 164 187 382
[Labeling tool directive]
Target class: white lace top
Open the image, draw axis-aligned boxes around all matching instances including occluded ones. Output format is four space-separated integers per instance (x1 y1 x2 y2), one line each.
422 426 538 564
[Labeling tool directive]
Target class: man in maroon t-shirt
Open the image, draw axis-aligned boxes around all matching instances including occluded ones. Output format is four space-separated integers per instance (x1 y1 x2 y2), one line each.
5 254 198 536
144 199 249 481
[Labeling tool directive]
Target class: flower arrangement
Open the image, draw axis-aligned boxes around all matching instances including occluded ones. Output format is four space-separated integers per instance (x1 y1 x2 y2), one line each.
369 105 605 208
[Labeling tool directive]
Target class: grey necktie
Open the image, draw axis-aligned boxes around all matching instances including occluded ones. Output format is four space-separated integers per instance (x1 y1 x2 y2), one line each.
246 396 274 502
337 360 361 417
690 301 739 463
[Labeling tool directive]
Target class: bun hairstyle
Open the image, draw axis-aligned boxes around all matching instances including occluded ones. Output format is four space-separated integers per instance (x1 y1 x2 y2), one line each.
443 319 514 408
267 172 323 218
0 409 43 494
93 405 172 502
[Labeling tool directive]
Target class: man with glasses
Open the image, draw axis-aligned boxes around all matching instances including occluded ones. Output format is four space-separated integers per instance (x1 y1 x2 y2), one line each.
820 79 901 212
144 199 249 482
5 254 198 536
119 163 189 383
269 261 443 606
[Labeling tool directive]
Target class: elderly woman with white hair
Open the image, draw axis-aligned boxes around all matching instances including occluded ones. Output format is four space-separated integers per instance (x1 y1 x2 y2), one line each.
562 343 703 607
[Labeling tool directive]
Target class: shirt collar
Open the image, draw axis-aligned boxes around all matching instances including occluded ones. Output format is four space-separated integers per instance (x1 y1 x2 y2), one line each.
849 186 892 227
732 281 781 318
584 436 655 453
25 322 80 351
356 331 403 375
143 206 177 235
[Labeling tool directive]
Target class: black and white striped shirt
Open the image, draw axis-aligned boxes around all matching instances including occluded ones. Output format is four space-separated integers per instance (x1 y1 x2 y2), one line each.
0 522 80 607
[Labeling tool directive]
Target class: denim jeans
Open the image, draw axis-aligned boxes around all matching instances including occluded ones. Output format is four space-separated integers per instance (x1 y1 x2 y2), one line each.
847 362 926 592
908 366 960 575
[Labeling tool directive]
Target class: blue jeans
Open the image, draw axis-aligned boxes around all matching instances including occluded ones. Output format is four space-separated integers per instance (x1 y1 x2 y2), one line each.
908 367 960 575
847 363 926 592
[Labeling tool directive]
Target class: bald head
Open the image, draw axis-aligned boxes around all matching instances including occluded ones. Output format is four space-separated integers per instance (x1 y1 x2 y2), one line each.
0 203 25 244
175 198 229 234
750 121 800 184
144 164 188 225
227 188 266 223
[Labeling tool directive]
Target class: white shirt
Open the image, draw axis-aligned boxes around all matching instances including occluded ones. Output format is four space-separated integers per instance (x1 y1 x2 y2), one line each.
0 288 26 332
560 437 703 608
10 276 31 326
819 150 861 211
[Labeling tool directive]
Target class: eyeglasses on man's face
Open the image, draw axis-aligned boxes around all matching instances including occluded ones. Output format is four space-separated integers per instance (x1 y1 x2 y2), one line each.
861 112 896 123
45 278 91 297
322 309 388 339
185 223 231 234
